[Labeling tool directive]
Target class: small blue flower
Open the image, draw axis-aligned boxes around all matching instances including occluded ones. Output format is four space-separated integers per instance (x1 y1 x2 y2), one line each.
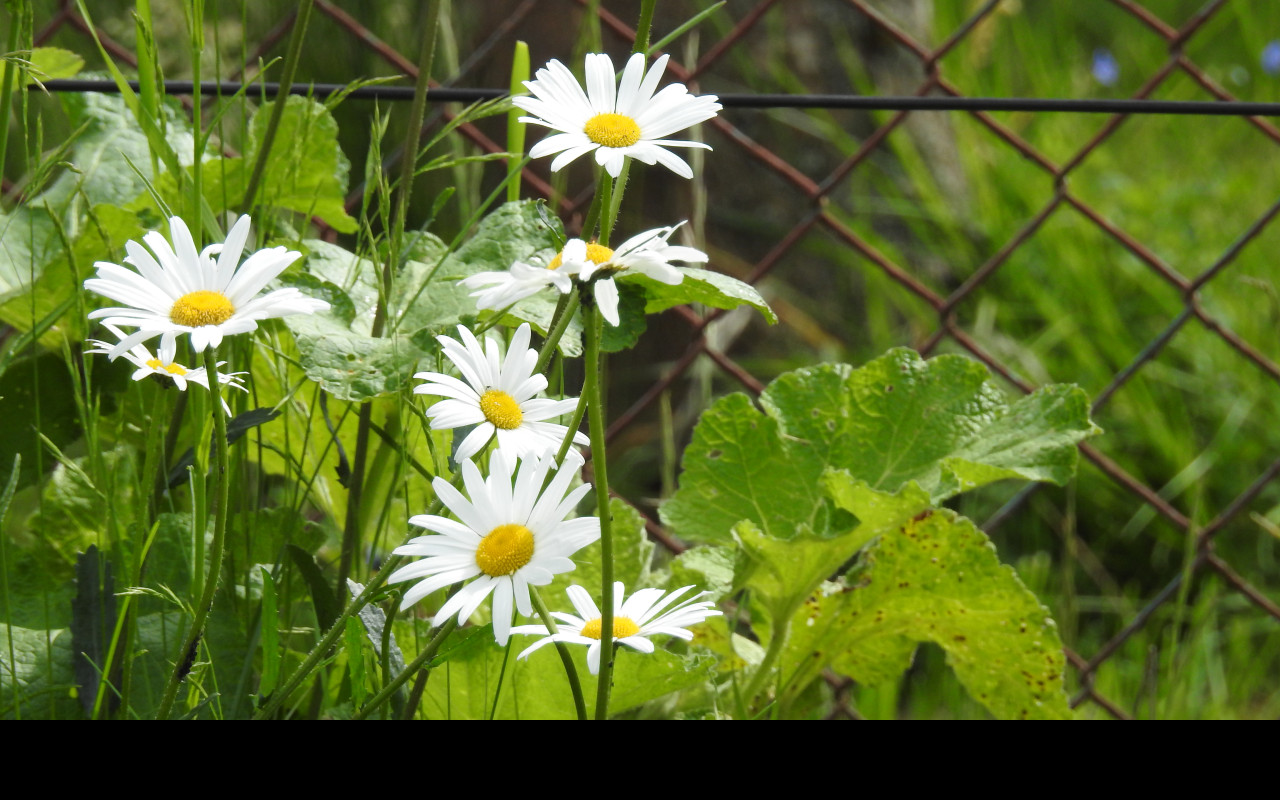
1262 40 1280 76
1092 48 1119 87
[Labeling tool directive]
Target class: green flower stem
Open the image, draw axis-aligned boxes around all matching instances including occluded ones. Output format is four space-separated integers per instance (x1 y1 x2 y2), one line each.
742 616 790 712
633 0 658 56
352 617 457 721
600 161 631 247
0 3 28 195
255 469 467 720
154 350 232 720
340 0 443 591
534 291 581 375
555 391 589 466
531 587 587 720
582 297 616 719
241 0 314 212
581 169 613 241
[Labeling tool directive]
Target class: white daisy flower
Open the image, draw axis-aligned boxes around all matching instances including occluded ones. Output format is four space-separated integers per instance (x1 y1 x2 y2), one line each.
86 323 247 414
511 582 722 674
414 322 588 461
83 214 329 356
458 256 575 312
556 224 708 326
387 451 600 646
514 52 721 179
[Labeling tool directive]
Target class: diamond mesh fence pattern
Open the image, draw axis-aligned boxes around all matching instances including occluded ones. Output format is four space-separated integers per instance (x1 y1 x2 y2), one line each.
24 0 1280 718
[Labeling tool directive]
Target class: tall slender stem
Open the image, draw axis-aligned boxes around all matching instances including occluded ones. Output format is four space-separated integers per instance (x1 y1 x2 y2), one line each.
256 470 467 720
340 0 444 590
241 0 314 212
582 296 615 719
155 350 231 719
633 0 658 56
534 291 580 375
351 617 457 721
530 587 587 720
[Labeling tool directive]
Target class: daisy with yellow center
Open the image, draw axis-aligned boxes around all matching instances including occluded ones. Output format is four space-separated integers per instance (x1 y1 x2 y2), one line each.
511 582 722 674
556 225 708 326
85 323 247 414
83 214 329 356
387 451 600 645
514 52 721 179
414 323 589 461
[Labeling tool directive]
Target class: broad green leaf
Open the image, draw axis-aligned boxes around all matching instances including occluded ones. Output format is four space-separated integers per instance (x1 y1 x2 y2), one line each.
732 519 863 630
25 47 85 83
778 476 1071 720
419 628 714 719
759 350 1099 502
666 545 735 602
0 624 80 719
282 241 429 401
245 96 357 232
599 282 648 352
393 201 582 356
629 267 776 323
663 349 1097 544
47 91 194 218
661 393 826 544
0 206 57 305
291 324 427 402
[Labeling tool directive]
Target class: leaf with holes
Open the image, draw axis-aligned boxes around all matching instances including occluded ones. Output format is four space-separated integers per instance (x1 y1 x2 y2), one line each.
777 475 1071 720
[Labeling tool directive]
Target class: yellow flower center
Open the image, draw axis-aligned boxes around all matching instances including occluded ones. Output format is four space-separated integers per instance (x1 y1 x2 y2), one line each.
479 389 524 430
145 358 188 376
547 243 615 270
170 290 236 327
474 523 535 577
583 112 642 148
580 616 641 640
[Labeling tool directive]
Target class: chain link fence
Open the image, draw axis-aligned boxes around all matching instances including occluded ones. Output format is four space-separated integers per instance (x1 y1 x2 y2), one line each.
21 0 1280 719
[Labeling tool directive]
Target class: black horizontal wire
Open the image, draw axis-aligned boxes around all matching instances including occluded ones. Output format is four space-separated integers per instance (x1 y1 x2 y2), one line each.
35 78 1280 116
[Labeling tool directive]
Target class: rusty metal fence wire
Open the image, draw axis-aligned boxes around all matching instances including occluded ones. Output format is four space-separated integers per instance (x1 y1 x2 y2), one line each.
21 0 1280 719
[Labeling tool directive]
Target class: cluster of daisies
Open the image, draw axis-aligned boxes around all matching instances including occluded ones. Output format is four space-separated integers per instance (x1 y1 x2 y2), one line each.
80 51 723 675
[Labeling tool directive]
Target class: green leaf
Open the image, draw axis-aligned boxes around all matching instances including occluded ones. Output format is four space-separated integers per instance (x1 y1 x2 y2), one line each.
282 241 427 401
24 47 85 83
393 201 581 356
629 267 776 324
732 519 864 630
666 545 735 602
759 349 1099 502
662 349 1098 544
778 476 1072 720
245 96 357 232
291 324 428 402
420 629 715 719
599 281 648 352
0 623 80 719
48 91 192 216
0 206 57 306
661 393 826 544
